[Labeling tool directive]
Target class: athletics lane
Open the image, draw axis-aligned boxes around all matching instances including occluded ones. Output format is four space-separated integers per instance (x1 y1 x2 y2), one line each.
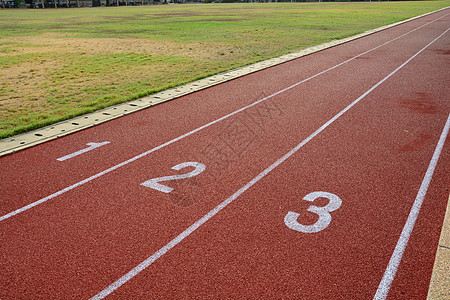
0 8 448 299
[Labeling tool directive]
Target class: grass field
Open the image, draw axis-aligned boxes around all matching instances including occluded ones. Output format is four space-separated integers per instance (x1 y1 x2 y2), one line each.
0 1 449 138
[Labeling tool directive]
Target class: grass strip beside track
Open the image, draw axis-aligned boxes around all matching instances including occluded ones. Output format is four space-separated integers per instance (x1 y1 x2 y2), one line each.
0 1 449 138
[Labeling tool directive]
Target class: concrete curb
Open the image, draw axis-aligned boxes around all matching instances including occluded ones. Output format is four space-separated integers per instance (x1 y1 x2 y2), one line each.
0 6 448 157
427 193 450 300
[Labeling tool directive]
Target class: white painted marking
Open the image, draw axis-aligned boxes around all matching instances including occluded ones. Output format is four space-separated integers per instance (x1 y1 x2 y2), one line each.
284 191 342 233
374 114 450 300
0 16 445 222
90 28 449 299
57 142 110 161
141 162 206 193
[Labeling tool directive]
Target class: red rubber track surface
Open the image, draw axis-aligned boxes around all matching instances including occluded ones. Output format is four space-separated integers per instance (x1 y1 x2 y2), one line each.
1 9 449 299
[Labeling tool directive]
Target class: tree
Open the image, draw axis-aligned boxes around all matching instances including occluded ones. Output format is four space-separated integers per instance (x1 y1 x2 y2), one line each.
14 0 25 7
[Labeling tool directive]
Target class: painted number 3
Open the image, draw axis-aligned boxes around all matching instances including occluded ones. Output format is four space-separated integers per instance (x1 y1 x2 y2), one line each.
284 191 342 233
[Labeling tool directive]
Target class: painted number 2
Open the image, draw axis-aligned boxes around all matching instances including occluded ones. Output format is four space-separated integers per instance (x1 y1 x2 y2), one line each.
141 162 206 193
284 191 342 233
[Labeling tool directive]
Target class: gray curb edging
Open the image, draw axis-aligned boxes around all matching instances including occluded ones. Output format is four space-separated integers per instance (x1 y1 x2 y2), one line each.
427 194 450 299
0 6 448 157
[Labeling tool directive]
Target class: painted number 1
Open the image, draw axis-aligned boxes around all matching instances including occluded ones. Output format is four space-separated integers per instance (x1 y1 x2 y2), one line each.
141 162 206 193
284 191 342 233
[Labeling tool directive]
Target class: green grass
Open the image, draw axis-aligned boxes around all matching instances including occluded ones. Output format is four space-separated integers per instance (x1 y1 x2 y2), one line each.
0 1 449 138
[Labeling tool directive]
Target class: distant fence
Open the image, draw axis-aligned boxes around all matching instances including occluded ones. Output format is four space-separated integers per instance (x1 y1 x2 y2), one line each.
0 0 416 9
2 0 160 9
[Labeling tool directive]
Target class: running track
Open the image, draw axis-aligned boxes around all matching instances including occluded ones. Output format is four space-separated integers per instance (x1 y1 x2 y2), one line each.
1 9 449 299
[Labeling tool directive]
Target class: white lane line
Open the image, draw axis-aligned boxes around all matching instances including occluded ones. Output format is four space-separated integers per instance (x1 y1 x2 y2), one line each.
91 27 450 300
374 115 450 300
57 142 110 162
0 14 446 223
